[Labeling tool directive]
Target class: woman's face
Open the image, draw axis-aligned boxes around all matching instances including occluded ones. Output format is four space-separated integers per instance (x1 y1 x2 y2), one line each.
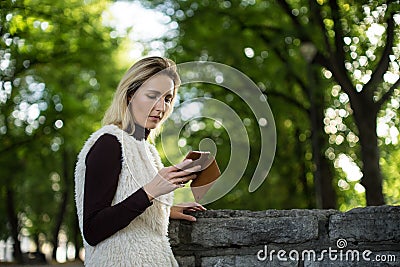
129 74 174 129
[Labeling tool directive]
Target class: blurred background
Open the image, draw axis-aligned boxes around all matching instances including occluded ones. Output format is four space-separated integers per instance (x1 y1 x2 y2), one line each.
0 0 399 264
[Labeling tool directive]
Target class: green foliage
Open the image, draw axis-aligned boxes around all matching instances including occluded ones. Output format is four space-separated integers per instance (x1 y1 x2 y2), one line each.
381 143 400 205
0 0 122 256
145 0 400 210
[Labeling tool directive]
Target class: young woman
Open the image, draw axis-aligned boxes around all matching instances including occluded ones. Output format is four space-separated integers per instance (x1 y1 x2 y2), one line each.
74 57 205 266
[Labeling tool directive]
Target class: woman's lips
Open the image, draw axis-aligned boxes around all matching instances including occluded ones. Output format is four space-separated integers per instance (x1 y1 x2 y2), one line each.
148 116 160 122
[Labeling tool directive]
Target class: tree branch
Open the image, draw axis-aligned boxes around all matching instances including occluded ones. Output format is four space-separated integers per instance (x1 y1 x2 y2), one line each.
264 90 309 114
242 24 283 35
309 0 332 55
329 0 346 65
315 50 357 103
322 1 356 103
291 66 312 100
0 136 41 155
376 77 400 109
363 14 395 97
327 56 359 103
313 51 331 69
257 31 312 112
276 0 303 30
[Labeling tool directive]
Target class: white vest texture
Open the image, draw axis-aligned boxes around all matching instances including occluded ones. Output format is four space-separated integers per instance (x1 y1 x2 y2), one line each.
74 124 178 266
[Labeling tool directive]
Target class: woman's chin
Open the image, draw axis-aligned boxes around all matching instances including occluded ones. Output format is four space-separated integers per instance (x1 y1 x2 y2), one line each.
145 122 158 129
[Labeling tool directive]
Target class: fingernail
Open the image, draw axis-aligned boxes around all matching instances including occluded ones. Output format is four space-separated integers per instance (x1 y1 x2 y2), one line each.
191 217 197 222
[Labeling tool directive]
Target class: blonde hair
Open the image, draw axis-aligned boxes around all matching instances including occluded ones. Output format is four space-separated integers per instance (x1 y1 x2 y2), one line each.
102 56 180 140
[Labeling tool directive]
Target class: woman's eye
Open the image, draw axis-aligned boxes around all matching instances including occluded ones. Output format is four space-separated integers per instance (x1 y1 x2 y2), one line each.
148 95 157 99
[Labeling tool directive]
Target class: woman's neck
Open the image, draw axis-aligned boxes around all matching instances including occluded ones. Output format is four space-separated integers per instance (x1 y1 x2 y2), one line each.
131 123 150 140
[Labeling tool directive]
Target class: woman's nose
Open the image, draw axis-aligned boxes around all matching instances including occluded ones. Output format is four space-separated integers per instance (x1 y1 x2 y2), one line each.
154 98 166 111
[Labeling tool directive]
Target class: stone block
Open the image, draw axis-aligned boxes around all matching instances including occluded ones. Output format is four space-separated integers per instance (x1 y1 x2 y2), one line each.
175 256 195 267
239 253 299 267
329 206 400 242
169 220 180 246
190 216 318 247
201 256 235 266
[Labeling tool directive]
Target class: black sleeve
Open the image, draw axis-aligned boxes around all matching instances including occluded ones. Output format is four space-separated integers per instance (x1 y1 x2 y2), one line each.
83 134 153 246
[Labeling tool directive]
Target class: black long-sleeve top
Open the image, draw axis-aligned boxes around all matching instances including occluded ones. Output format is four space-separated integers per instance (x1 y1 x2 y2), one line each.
83 125 152 246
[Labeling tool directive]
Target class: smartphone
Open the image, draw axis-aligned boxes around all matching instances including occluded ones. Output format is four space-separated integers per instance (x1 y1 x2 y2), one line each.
184 151 221 202
184 151 212 172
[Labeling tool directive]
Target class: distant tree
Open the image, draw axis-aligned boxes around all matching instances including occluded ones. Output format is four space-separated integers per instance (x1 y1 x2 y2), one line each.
0 0 121 262
273 0 400 205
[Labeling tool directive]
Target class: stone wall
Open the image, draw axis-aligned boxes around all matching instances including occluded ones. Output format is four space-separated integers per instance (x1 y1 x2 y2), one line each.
168 205 400 266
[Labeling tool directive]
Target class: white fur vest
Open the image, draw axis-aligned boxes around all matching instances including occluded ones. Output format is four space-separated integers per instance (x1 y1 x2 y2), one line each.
74 124 178 266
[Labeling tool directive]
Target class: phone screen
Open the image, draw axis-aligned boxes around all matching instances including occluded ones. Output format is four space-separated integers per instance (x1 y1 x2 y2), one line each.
184 151 211 171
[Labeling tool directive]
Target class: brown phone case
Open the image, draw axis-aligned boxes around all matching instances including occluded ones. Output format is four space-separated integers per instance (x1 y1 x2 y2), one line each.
184 151 221 202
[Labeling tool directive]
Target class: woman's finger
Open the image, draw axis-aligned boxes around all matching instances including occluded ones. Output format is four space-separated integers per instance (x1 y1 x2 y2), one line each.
179 213 197 222
172 165 202 178
170 174 197 185
194 205 207 211
158 163 198 182
175 202 207 210
187 206 206 211
169 159 194 171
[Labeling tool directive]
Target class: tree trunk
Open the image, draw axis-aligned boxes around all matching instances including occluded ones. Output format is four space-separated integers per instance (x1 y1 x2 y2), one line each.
354 109 385 205
51 148 70 260
6 185 23 264
295 128 314 208
73 214 82 261
315 93 336 209
308 65 337 209
310 104 337 209
319 152 336 208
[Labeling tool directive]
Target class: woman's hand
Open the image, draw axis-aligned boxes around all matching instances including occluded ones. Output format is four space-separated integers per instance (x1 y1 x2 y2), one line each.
170 202 207 222
143 159 201 201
